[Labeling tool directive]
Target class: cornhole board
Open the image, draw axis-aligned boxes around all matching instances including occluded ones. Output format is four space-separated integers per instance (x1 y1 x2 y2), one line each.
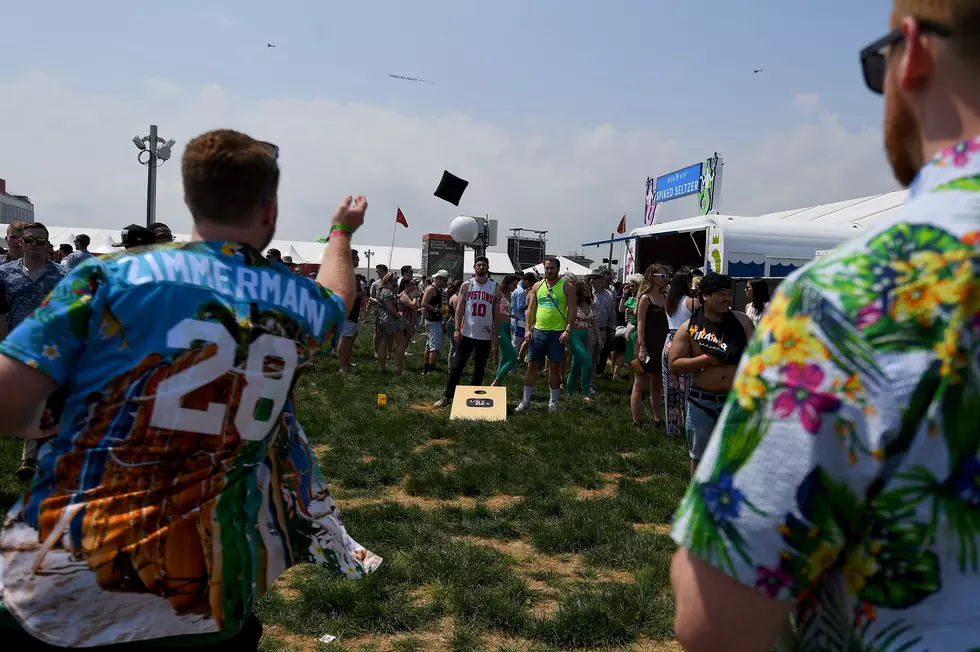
449 386 507 421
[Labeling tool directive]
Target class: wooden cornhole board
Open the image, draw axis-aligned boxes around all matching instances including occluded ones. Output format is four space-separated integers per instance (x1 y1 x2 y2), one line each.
449 386 508 422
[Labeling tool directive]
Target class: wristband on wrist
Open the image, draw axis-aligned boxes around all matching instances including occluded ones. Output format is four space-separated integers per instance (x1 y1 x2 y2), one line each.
330 223 355 235
329 227 352 239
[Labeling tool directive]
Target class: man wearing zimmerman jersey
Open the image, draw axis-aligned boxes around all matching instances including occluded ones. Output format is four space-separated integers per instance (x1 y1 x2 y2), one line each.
435 255 500 407
0 129 380 650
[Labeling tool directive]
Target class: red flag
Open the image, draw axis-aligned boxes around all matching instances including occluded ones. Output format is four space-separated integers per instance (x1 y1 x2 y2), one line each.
616 215 627 234
396 207 409 228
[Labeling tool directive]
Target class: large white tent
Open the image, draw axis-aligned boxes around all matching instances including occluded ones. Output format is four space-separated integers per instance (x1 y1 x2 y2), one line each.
523 255 592 278
756 190 906 227
19 226 515 279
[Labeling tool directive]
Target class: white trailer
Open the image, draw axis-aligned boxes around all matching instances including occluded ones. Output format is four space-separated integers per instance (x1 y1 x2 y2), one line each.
584 214 863 279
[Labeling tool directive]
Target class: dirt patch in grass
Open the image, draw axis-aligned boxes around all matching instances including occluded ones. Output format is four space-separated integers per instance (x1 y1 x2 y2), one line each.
261 624 318 652
485 632 560 650
408 582 440 607
412 438 454 453
633 523 672 535
337 486 521 511
272 567 301 600
335 616 453 651
576 472 623 499
484 494 522 510
456 536 634 585
312 444 330 457
408 402 443 415
633 636 685 651
360 455 376 464
620 451 639 459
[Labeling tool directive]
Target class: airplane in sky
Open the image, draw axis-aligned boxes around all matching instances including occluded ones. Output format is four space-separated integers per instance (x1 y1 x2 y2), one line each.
267 43 276 48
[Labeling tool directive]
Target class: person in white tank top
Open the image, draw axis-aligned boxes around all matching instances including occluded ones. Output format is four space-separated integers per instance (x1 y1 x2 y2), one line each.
662 270 700 438
461 276 497 340
436 256 500 407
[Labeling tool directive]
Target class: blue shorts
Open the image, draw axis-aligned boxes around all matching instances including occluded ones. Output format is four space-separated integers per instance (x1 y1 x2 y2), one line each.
686 387 727 460
425 321 444 351
529 328 565 363
340 320 358 338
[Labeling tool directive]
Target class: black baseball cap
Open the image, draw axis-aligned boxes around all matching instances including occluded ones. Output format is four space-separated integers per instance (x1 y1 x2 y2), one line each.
112 224 156 248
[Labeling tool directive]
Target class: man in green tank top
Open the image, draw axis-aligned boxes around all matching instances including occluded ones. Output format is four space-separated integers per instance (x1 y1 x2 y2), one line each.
516 256 577 413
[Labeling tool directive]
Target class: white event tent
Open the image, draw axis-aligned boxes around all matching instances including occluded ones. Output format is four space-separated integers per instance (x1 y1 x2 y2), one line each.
24 226 515 279
523 255 592 278
756 190 907 227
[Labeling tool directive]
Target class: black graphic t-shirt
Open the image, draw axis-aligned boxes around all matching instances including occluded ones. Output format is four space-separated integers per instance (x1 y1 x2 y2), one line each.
687 306 746 365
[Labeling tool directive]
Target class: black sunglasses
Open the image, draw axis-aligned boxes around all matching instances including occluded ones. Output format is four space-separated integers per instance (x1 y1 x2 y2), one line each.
23 235 49 245
860 20 952 94
260 141 280 205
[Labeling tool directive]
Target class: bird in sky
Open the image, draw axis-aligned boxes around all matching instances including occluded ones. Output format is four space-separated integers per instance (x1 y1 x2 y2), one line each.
267 43 276 48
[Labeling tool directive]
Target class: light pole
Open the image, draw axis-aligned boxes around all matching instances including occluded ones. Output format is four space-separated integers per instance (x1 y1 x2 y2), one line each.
364 248 374 275
133 125 176 228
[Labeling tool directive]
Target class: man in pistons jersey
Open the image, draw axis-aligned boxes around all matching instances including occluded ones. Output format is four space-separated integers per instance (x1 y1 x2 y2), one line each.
435 255 500 407
0 129 380 650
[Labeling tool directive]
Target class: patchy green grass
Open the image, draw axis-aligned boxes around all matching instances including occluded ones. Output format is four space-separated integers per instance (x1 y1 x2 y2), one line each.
1 325 690 651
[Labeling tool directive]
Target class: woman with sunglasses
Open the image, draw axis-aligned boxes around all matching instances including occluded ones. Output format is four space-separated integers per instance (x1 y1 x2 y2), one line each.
631 264 669 430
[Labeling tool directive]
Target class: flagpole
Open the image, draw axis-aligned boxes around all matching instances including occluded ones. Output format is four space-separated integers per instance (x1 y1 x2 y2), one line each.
387 219 397 269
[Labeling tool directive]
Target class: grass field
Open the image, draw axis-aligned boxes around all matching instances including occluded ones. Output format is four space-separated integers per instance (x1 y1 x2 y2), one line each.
0 327 692 651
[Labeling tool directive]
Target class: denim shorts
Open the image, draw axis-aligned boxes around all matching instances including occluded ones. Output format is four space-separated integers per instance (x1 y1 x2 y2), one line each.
340 319 358 338
686 387 728 460
425 321 444 351
529 328 565 363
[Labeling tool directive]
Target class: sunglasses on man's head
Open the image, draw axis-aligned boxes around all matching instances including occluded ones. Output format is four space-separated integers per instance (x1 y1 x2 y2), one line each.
860 20 952 94
23 235 49 245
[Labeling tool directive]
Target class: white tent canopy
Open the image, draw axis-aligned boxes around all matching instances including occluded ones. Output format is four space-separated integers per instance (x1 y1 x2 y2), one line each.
26 225 515 280
754 190 906 227
523 255 592 278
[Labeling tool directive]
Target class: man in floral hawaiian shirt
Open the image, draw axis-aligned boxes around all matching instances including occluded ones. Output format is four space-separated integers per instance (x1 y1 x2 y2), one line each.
670 2 980 650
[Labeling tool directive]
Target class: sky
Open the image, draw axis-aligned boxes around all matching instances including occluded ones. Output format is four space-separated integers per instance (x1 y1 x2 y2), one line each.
0 0 902 257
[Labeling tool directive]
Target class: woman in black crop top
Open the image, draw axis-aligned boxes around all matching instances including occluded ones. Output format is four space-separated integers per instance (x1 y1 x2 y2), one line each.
631 264 670 430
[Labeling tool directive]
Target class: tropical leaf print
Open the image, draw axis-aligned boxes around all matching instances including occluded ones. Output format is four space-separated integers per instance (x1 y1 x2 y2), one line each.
934 175 980 192
797 283 888 392
806 224 973 364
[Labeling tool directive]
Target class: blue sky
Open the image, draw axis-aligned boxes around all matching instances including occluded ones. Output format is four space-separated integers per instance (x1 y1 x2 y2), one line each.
0 0 899 253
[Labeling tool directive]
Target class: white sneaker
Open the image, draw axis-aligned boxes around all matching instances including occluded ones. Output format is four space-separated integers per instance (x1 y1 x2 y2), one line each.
434 397 450 408
548 402 559 413
515 400 531 412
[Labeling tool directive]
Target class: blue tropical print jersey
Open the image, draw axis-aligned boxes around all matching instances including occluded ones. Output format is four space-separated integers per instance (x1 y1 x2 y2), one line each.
0 241 380 648
673 136 980 650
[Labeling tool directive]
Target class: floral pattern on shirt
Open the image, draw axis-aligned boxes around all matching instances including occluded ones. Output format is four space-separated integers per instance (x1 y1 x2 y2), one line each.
672 136 980 651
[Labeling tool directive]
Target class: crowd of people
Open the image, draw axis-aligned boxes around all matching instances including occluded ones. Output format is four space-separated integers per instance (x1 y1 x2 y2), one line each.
0 220 178 479
0 2 978 649
334 250 769 476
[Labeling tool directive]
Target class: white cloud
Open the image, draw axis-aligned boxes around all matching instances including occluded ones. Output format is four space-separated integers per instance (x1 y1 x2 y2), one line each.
217 14 232 25
793 92 821 113
141 78 181 99
0 71 900 254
